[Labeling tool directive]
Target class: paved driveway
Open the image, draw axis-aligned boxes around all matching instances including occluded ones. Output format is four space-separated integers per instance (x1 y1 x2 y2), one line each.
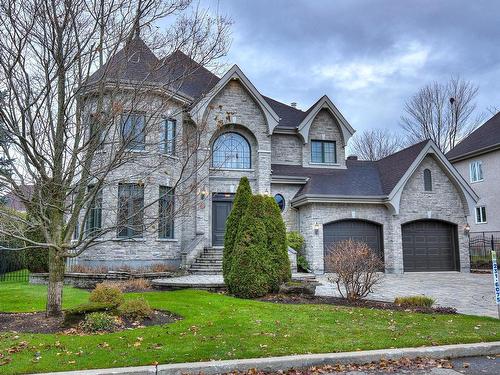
316 272 498 318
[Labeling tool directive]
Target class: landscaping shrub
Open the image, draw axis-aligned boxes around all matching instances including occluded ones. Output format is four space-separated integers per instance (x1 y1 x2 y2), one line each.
63 302 115 326
394 295 435 308
262 196 291 291
80 312 117 333
89 283 124 307
118 298 153 320
111 278 152 292
226 195 272 298
287 231 310 272
223 177 252 283
325 240 383 301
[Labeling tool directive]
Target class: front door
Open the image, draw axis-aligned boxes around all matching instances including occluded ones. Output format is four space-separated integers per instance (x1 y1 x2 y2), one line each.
212 193 234 246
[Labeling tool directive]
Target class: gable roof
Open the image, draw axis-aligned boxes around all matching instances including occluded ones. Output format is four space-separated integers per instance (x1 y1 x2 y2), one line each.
446 112 500 161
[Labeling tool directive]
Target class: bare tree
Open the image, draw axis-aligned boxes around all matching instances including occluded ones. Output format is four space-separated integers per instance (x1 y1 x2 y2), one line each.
400 76 483 153
0 0 231 316
348 128 403 161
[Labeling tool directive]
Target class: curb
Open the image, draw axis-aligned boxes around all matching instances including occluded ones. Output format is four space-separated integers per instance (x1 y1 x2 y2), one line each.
35 341 500 375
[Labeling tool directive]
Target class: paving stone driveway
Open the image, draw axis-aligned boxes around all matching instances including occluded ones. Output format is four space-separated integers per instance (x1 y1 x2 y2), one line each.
316 272 498 318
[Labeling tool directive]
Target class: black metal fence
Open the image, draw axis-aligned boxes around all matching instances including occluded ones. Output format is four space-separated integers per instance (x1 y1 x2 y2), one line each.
0 249 29 282
469 231 500 270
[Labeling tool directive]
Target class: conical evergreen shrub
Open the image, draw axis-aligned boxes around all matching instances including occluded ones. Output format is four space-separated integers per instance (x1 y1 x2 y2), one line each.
223 177 252 284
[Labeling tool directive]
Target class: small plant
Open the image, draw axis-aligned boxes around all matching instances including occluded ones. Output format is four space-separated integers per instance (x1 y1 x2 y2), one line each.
118 298 153 320
112 278 152 292
64 302 115 326
81 312 117 333
394 295 435 308
89 283 124 307
325 240 383 301
68 264 109 274
148 263 177 273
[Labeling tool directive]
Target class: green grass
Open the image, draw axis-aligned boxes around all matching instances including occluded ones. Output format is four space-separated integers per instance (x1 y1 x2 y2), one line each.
0 283 499 374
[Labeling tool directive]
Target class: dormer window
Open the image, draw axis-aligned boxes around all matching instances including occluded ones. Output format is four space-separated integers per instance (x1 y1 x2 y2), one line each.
311 140 336 164
424 169 432 191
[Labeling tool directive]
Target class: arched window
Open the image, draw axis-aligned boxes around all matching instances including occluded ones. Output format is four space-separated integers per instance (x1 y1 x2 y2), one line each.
212 132 251 169
424 169 432 191
274 194 285 212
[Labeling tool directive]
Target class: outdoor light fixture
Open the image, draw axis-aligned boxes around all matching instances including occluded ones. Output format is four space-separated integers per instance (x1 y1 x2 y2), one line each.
264 189 269 196
464 223 471 236
199 187 208 200
314 222 320 234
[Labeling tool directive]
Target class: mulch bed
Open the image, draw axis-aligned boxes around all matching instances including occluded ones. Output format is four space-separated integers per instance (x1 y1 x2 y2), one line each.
258 294 457 314
0 310 180 334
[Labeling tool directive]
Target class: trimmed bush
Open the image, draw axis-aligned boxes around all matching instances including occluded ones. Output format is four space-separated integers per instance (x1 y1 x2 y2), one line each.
63 302 115 326
81 312 117 333
394 295 435 308
262 196 291 291
226 195 272 298
286 231 304 252
89 283 124 307
118 298 153 320
223 177 252 283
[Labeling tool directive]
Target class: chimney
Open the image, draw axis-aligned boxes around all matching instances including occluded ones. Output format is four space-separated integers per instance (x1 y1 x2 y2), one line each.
290 102 297 108
347 155 358 161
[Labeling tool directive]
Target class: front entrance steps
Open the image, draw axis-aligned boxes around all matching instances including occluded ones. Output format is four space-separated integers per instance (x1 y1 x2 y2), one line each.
188 247 223 275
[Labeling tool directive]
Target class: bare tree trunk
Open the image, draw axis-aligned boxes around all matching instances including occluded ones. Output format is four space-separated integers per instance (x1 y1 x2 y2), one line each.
46 248 65 317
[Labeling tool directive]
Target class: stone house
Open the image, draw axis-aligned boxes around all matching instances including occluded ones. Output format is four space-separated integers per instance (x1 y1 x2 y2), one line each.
447 112 500 234
78 37 478 274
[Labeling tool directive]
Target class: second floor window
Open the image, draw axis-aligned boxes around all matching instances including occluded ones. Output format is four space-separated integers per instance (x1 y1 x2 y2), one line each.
163 119 176 155
469 160 483 182
117 183 144 238
89 114 105 150
159 186 174 239
86 186 102 234
311 140 336 164
122 113 145 150
475 206 487 224
212 132 251 169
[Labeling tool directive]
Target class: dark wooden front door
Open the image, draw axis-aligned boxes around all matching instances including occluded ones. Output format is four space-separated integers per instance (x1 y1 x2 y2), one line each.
212 193 234 246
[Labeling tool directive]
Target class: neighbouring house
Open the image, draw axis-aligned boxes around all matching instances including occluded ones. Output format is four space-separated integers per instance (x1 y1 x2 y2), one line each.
78 36 478 274
447 112 500 234
0 185 34 213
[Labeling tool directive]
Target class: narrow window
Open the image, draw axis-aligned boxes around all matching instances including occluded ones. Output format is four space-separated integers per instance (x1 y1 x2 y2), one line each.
163 119 176 155
86 185 102 234
469 161 483 182
117 183 144 238
159 186 174 239
424 169 432 191
311 140 337 164
89 114 105 150
475 206 487 224
121 113 145 150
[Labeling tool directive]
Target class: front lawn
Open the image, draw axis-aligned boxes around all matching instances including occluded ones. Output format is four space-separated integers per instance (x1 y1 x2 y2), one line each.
0 282 499 374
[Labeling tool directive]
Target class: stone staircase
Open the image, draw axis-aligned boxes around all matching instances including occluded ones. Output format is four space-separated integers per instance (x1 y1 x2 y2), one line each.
189 247 223 275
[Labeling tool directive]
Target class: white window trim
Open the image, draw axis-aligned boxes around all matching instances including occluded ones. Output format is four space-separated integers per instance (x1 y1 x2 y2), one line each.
475 206 487 224
469 160 484 183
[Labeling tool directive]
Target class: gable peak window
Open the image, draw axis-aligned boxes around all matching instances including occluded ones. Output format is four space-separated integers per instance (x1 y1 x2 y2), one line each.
121 113 145 150
423 169 432 191
311 140 337 164
163 118 176 155
469 160 483 182
475 206 487 224
212 132 251 169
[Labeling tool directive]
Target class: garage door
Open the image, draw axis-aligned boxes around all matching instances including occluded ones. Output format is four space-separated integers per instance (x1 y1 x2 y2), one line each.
323 219 383 272
402 220 458 272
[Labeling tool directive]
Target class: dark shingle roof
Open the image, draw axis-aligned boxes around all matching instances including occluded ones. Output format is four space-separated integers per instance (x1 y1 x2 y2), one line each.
446 112 500 161
272 140 431 199
263 96 308 129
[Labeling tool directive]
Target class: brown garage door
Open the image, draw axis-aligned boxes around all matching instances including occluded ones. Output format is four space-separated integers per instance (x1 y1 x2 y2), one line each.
323 219 384 272
402 220 458 272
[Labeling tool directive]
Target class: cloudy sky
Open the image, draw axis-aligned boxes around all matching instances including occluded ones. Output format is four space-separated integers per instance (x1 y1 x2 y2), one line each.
200 0 499 134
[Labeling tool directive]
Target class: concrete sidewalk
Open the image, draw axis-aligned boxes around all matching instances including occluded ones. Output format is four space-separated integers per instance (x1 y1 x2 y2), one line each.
35 341 500 375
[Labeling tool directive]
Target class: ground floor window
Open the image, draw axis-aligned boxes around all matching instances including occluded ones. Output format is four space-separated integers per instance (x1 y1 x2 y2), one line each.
86 186 102 234
159 186 174 239
117 183 144 238
475 206 487 224
274 193 285 212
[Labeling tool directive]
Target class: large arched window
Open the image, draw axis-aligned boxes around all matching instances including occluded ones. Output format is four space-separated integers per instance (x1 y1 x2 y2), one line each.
212 132 251 169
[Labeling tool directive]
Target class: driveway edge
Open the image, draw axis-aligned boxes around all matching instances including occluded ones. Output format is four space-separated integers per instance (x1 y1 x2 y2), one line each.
36 341 500 375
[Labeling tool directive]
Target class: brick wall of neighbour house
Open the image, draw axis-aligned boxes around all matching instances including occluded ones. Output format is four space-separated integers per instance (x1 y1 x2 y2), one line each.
452 149 500 233
78 93 189 268
297 155 470 274
302 109 346 169
271 134 303 165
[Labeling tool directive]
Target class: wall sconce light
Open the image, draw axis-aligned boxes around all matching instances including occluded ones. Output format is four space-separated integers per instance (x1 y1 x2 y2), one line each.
314 222 320 235
264 189 269 196
464 223 470 236
198 187 208 201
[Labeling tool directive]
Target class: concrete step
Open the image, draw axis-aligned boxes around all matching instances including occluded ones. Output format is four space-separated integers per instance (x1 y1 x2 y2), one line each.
189 269 222 275
193 260 223 265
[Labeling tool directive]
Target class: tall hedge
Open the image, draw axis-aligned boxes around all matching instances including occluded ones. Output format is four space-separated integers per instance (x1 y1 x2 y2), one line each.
262 196 291 291
223 177 252 283
226 195 271 298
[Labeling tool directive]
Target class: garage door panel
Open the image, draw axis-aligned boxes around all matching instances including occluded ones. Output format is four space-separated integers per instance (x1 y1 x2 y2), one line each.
402 220 458 272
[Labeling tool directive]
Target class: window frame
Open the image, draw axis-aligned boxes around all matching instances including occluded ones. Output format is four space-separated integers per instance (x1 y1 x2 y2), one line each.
117 183 145 238
469 160 484 183
163 118 176 155
423 168 432 191
89 113 105 150
158 186 175 239
475 206 487 224
310 140 337 164
212 132 252 169
85 185 103 235
121 112 146 151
